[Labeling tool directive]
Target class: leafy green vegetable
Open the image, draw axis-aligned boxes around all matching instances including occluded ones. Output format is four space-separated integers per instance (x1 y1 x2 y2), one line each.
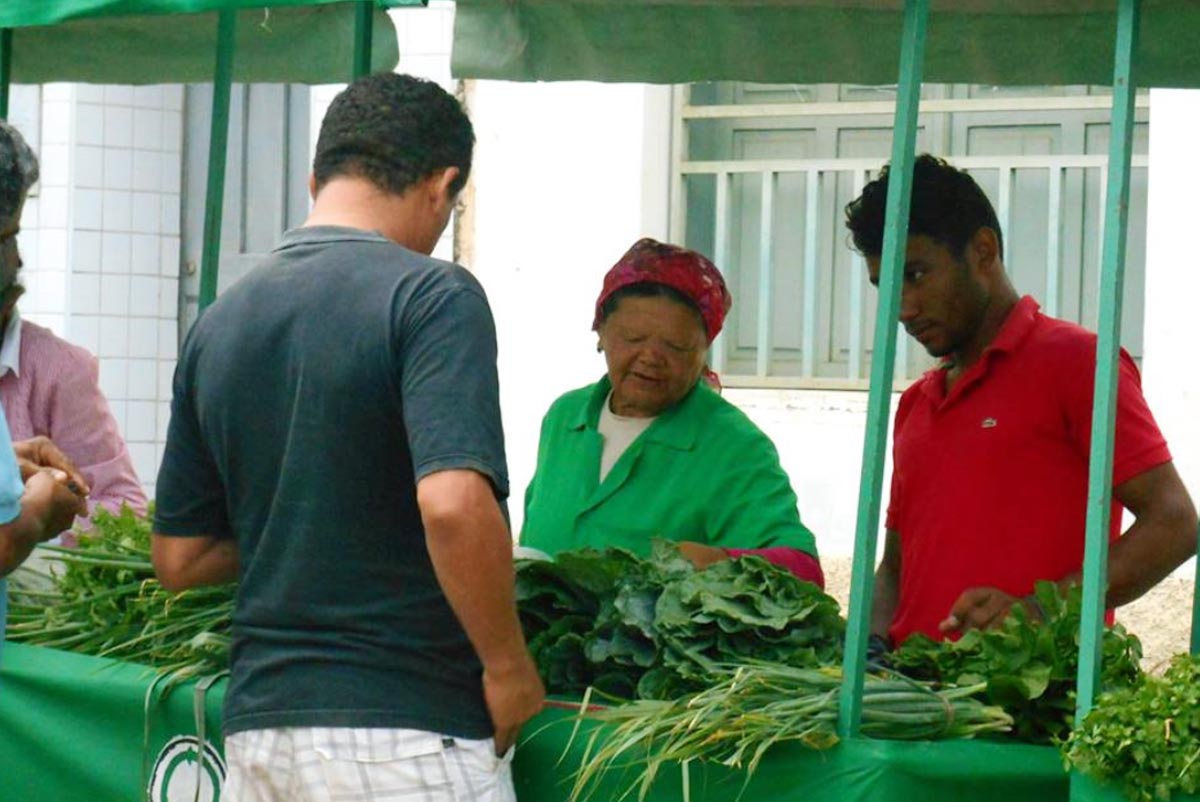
890 581 1143 744
5 506 234 682
516 542 845 699
1065 653 1200 802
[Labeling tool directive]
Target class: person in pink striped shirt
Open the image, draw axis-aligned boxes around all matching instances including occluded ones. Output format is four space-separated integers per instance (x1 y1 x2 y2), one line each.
0 122 147 535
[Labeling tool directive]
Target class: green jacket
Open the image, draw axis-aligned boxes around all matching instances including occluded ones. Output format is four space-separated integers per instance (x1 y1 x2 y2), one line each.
520 377 818 558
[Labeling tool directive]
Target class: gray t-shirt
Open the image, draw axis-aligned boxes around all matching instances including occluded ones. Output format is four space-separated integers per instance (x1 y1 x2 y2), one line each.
155 226 507 738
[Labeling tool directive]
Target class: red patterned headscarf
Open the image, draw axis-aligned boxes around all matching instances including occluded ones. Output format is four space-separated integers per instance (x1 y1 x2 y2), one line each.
592 238 732 343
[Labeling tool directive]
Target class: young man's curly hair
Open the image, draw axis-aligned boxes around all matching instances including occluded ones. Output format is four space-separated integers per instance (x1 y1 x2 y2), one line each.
314 73 474 198
845 154 1004 261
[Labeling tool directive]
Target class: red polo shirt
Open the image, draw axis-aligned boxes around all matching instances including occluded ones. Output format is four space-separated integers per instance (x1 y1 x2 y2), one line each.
886 296 1171 644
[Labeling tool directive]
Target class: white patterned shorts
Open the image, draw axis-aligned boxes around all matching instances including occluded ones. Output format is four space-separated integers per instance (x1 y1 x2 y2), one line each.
223 727 516 802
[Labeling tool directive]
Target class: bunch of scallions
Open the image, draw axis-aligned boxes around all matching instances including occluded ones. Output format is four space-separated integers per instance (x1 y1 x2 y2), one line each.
562 661 1013 802
4 505 234 683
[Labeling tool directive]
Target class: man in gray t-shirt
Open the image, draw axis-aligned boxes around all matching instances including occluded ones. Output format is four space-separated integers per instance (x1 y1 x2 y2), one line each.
153 73 544 802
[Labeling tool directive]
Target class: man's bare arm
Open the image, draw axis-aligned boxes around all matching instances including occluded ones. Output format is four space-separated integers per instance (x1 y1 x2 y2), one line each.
419 469 544 754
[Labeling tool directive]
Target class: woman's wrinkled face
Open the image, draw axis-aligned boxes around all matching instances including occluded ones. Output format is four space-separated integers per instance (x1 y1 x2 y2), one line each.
598 294 708 418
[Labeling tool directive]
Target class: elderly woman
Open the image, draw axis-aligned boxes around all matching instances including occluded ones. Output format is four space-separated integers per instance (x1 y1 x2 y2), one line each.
0 122 146 530
521 238 822 585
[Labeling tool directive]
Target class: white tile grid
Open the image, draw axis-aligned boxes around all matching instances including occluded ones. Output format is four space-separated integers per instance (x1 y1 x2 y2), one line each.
129 319 159 359
102 148 133 191
157 319 178 360
37 229 68 273
125 400 158 442
25 85 188 497
127 359 157 400
39 144 70 187
75 146 104 189
71 274 101 315
68 315 100 355
130 274 159 316
43 101 73 147
130 234 158 276
39 187 69 229
128 442 157 485
0 86 179 494
99 316 129 357
20 197 39 229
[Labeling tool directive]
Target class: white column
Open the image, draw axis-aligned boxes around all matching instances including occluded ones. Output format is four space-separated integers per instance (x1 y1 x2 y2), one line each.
1142 88 1200 576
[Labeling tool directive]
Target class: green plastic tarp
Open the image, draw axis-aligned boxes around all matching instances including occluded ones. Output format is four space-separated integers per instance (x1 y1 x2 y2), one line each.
0 3 400 84
0 643 227 802
451 0 1200 88
0 642 1173 801
514 705 1124 802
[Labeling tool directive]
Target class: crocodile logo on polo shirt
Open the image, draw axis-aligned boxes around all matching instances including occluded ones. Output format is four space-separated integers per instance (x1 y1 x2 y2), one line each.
981 417 998 428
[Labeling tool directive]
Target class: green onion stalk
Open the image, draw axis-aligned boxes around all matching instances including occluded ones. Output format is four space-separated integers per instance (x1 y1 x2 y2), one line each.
564 662 1013 802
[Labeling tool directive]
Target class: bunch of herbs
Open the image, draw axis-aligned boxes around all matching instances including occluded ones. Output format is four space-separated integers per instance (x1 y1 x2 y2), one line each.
1064 653 1200 802
4 506 234 681
889 581 1143 744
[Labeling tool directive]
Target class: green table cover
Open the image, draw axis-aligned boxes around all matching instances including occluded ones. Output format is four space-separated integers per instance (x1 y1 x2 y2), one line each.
0 642 1170 802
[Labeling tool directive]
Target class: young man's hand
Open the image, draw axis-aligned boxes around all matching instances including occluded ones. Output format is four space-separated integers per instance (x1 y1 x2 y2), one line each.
938 586 1043 635
483 654 546 757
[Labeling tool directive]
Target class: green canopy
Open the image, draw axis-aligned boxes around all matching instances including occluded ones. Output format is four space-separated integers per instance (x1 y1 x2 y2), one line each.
0 2 400 84
451 0 1200 88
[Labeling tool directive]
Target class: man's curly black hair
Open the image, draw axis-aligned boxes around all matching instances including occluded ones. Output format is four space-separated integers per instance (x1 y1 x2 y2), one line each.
845 154 1004 261
314 73 474 198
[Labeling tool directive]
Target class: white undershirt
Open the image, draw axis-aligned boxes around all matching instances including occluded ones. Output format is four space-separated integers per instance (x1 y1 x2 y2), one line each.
597 392 656 482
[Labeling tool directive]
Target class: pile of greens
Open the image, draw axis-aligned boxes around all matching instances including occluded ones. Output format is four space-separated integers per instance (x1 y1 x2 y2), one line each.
889 581 1144 744
569 662 1013 802
1065 653 1200 802
5 506 234 681
516 542 844 700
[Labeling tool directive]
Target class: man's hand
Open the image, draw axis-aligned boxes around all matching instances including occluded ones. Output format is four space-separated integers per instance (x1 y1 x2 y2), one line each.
938 587 1043 635
483 655 546 757
25 469 88 539
14 437 89 498
677 541 731 570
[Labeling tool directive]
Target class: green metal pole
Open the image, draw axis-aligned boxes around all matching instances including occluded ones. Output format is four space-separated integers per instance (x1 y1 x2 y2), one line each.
198 10 237 312
1192 523 1200 655
0 29 12 121
1072 0 1140 740
353 1 375 80
837 0 929 738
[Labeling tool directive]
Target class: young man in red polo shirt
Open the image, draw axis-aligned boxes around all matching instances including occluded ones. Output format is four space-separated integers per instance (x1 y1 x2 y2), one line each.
846 154 1198 650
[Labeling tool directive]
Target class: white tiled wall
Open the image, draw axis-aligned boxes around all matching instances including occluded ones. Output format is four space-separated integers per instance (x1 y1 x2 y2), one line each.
12 83 183 499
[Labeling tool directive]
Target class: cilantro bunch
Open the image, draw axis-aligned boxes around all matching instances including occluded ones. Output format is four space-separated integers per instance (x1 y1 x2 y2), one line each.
1065 653 1200 802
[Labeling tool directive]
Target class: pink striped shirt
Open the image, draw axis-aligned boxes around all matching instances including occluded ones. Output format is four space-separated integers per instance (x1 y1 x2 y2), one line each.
0 319 148 530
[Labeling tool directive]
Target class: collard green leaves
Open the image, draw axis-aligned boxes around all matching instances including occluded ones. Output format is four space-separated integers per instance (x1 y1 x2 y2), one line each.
515 542 844 700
